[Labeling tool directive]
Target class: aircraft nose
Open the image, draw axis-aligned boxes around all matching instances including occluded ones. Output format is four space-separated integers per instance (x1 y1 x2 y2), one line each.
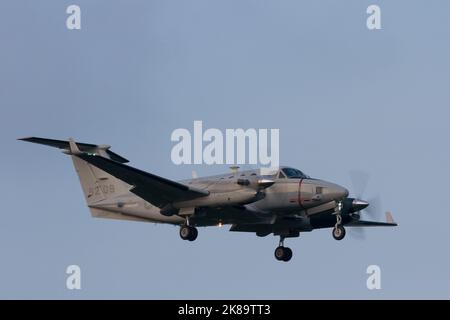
337 185 349 199
324 182 349 201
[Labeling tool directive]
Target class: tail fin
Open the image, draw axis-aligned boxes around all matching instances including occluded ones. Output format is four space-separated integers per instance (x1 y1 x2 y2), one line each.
70 154 131 205
18 137 130 206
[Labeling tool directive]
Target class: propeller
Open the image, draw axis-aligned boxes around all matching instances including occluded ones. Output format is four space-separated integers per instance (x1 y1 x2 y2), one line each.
347 170 383 239
349 170 369 200
348 227 366 240
348 170 382 217
365 194 382 219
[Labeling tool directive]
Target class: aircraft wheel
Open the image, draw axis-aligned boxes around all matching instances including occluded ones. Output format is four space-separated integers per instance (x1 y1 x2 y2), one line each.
332 225 346 241
180 226 198 241
283 247 293 261
189 227 198 241
274 246 293 262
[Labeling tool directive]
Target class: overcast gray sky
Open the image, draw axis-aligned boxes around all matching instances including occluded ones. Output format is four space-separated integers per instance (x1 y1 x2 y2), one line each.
1 0 449 299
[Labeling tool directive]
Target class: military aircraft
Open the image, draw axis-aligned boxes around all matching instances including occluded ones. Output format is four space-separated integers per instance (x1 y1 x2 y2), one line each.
19 137 397 262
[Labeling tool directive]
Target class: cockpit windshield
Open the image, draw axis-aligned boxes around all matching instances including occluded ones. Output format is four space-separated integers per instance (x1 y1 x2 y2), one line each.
281 167 309 179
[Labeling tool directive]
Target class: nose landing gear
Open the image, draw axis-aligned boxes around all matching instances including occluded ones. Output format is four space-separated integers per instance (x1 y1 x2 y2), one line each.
274 236 293 262
332 208 346 241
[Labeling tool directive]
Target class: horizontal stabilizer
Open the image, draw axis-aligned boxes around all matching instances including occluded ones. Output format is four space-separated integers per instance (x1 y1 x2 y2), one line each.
18 137 129 163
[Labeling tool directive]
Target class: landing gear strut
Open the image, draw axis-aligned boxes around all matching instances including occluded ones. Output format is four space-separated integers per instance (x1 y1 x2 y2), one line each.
180 225 198 241
274 236 293 262
332 210 346 241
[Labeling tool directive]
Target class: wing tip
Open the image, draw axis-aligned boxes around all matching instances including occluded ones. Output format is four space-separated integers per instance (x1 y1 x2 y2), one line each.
17 136 34 141
385 211 398 226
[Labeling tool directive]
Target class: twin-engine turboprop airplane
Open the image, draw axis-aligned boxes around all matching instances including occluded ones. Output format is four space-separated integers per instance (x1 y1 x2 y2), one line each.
20 137 397 262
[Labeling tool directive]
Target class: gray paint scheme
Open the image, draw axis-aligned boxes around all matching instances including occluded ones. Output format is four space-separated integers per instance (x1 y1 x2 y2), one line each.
19 137 397 261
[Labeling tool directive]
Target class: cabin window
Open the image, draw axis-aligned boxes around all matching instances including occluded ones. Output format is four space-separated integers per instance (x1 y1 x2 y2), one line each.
278 171 286 179
281 168 309 179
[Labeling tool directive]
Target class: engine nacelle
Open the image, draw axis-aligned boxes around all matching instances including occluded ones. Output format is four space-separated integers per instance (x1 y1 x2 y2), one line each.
173 188 263 209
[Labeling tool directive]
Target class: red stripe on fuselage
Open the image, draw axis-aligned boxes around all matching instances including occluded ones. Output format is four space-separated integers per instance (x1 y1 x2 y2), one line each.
298 178 304 209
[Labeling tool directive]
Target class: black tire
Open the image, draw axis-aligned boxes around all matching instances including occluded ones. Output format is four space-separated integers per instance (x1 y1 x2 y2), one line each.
283 247 293 262
188 227 198 241
332 225 346 241
274 246 292 262
180 225 196 240
274 246 285 261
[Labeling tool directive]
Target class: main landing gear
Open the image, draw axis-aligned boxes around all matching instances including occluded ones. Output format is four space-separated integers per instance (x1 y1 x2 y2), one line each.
180 225 198 241
332 212 346 241
274 236 293 262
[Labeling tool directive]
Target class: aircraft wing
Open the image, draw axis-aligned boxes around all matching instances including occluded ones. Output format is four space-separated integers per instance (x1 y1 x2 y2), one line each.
346 212 398 227
73 151 209 208
20 137 209 208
